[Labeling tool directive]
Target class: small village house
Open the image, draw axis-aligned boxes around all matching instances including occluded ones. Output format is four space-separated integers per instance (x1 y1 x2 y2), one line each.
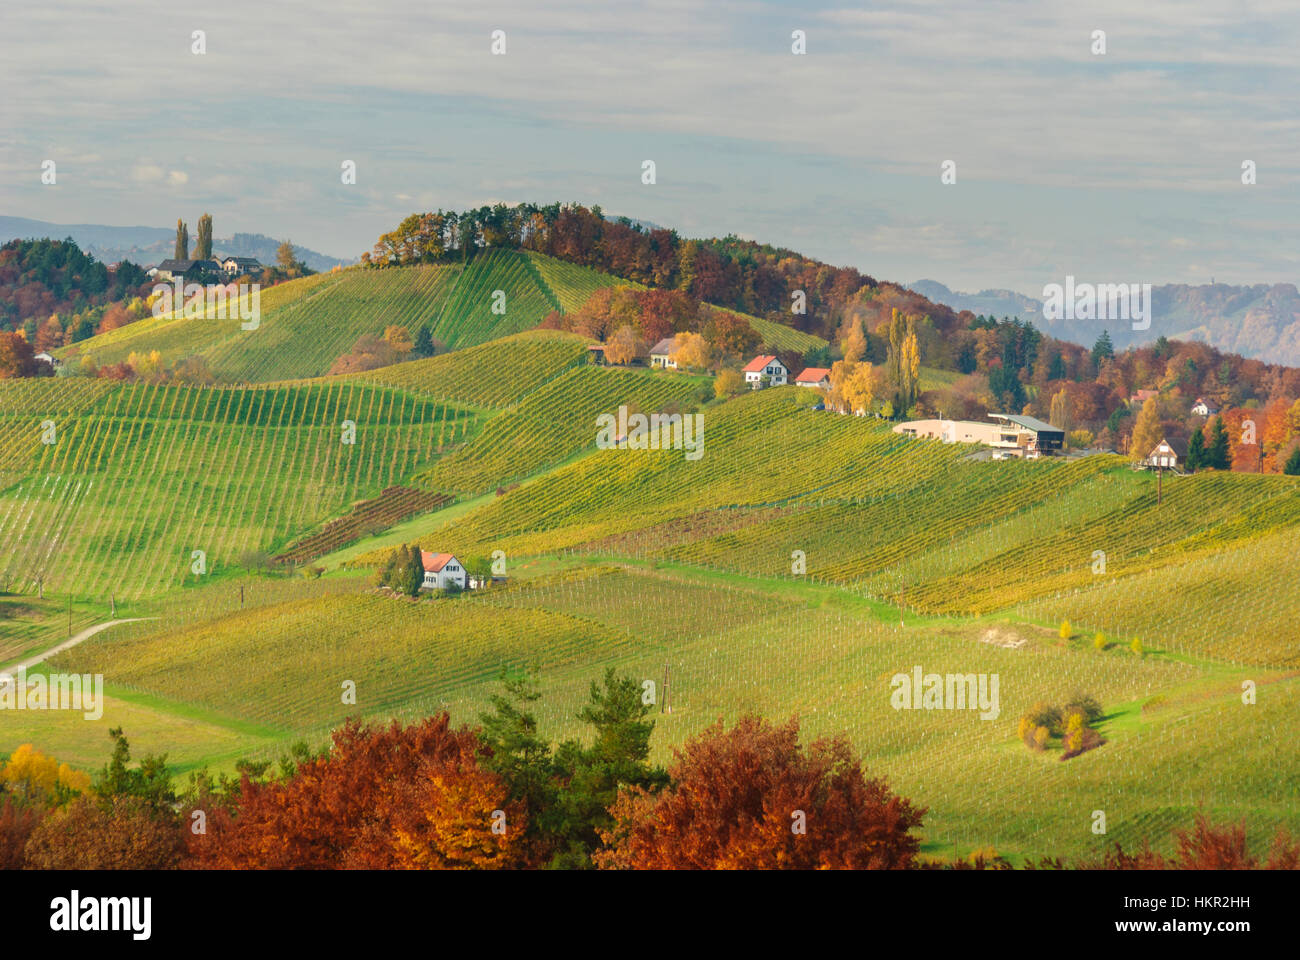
153 258 223 282
34 352 61 370
649 337 677 369
1191 397 1218 417
587 344 606 365
420 551 467 591
221 256 262 277
1144 437 1187 471
743 355 788 388
1129 388 1158 407
794 367 831 389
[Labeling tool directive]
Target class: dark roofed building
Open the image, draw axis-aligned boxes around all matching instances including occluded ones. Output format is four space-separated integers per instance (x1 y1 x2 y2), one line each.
989 413 1066 455
154 258 222 281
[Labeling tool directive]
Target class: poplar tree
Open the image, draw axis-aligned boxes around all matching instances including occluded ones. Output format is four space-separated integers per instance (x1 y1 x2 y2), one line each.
195 213 213 260
174 219 189 259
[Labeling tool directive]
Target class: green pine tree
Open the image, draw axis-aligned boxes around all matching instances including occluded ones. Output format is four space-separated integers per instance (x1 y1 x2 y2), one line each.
403 544 424 596
1185 427 1205 472
1091 330 1114 367
1284 446 1300 476
1207 415 1231 470
412 325 434 359
478 667 557 864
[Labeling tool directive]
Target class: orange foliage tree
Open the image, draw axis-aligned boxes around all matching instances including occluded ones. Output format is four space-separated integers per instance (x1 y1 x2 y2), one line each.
185 715 523 870
594 715 924 869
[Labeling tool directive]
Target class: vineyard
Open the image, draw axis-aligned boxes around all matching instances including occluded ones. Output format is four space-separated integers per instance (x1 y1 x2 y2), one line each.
21 561 1299 862
56 250 626 384
0 379 478 599
351 329 591 408
417 364 707 493
272 486 453 565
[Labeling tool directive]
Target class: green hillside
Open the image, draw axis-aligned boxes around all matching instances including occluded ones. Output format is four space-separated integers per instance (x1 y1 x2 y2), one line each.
3 335 1297 865
58 250 624 383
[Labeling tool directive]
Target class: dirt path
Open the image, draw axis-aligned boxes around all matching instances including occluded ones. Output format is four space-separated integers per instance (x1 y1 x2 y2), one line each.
0 618 155 680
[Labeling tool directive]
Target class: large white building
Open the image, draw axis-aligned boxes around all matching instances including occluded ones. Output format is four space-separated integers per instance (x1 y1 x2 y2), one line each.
893 414 1065 457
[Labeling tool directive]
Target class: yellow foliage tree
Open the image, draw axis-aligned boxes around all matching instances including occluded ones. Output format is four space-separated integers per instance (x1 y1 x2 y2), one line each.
1130 395 1162 461
383 325 413 355
604 324 643 366
1 744 91 801
714 368 744 398
671 332 711 371
1059 620 1071 640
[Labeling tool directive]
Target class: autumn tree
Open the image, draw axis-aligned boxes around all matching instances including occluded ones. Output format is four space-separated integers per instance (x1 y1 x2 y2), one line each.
714 368 744 398
595 715 924 869
1286 446 1300 476
0 332 43 378
24 795 183 869
1129 396 1162 462
276 240 297 272
604 324 643 365
671 331 711 371
383 325 413 356
1048 388 1073 433
186 715 522 869
829 359 877 415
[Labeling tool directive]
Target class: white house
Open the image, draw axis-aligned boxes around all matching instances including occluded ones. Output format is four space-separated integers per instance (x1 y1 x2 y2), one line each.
1145 437 1187 470
649 337 677 369
743 355 788 388
421 551 467 591
34 352 61 370
793 366 831 389
1191 397 1218 417
222 256 262 277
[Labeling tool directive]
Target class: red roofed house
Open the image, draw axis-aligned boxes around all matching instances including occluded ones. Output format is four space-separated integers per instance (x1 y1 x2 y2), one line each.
794 367 831 389
743 355 788 389
421 551 467 591
1130 388 1158 407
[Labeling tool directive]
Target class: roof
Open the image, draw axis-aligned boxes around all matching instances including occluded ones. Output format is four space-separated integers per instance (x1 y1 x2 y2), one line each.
223 256 261 265
991 413 1064 434
794 367 831 383
743 355 781 374
156 259 221 272
649 338 676 356
421 550 457 573
1151 437 1189 457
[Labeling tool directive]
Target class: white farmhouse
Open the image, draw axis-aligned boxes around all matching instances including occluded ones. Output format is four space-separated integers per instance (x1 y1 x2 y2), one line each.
743 355 788 388
649 337 678 369
420 551 467 591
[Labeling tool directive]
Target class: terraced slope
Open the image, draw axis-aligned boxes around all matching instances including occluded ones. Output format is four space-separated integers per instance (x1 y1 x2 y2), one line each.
0 380 479 598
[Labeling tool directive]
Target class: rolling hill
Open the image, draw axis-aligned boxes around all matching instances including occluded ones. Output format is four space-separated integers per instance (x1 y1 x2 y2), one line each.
3 289 1297 865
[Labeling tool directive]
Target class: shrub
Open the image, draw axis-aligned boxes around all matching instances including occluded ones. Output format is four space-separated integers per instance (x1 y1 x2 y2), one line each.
1058 620 1072 640
1130 637 1144 657
1093 632 1107 650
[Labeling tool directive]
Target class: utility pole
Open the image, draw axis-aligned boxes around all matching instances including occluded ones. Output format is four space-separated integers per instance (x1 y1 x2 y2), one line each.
661 663 671 715
110 592 116 618
240 585 244 609
1158 463 1163 504
68 594 72 637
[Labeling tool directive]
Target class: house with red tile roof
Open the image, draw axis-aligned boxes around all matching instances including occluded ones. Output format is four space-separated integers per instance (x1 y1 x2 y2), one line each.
794 367 831 389
743 355 788 388
421 550 467 591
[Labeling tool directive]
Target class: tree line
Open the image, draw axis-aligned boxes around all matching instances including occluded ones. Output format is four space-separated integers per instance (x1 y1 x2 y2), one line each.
3 670 1296 869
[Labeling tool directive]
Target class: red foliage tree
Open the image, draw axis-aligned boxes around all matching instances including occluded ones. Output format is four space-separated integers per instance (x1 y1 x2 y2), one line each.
184 715 523 870
595 715 924 869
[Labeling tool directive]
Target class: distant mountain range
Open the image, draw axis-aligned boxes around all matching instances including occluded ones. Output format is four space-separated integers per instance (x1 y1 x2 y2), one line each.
909 278 1300 367
0 217 353 273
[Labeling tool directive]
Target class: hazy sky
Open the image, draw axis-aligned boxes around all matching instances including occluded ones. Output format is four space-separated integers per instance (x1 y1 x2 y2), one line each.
3 0 1297 295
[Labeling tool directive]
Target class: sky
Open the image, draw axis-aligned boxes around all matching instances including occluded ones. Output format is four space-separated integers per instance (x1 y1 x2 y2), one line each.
2 0 1298 296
